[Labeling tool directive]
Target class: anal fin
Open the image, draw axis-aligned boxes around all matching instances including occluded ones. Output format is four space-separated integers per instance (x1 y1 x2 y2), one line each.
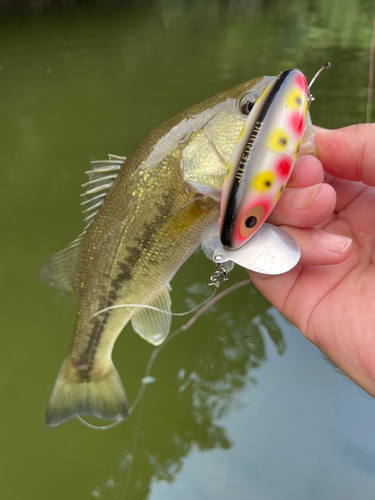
131 285 172 346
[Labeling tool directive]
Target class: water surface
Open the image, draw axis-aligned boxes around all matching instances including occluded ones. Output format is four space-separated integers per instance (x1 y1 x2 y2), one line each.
1 1 375 499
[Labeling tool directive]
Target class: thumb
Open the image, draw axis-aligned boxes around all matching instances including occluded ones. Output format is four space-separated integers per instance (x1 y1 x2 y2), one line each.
315 124 375 186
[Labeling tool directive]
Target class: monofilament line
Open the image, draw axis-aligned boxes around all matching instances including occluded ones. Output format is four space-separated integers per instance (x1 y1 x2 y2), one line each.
88 289 218 321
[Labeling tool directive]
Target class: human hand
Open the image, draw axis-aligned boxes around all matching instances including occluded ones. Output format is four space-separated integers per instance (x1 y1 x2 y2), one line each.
248 124 375 397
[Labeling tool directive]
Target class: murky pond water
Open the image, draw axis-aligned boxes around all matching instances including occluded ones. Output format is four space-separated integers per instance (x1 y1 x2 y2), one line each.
1 1 375 499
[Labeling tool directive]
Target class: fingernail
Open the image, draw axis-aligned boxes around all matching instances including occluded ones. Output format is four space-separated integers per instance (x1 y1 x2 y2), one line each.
286 184 322 210
314 230 352 253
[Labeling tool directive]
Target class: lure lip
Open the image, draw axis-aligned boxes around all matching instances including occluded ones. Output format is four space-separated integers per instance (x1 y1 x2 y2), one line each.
219 68 308 250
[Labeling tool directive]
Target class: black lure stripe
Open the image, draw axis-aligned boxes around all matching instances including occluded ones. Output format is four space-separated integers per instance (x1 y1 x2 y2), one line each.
220 69 293 247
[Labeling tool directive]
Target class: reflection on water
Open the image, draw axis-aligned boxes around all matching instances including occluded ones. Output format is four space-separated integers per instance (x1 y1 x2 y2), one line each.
1 1 375 499
91 282 285 499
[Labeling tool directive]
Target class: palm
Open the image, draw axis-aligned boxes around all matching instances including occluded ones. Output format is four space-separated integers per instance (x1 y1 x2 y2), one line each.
251 179 375 395
248 125 375 396
300 183 375 384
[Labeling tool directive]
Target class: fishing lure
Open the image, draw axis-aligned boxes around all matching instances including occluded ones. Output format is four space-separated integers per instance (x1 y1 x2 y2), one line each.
220 64 329 249
203 63 330 281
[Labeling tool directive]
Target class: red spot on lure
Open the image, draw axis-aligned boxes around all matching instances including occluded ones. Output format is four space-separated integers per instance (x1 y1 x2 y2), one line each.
289 112 305 136
276 157 293 179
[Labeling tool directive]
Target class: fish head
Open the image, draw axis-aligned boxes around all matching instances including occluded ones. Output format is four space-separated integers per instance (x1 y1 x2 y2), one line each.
181 75 276 201
218 69 309 249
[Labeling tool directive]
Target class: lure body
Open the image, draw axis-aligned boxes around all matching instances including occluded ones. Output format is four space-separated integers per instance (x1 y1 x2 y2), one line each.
219 69 309 249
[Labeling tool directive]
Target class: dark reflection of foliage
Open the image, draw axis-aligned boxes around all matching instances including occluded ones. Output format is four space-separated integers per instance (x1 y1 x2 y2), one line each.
95 282 285 500
261 311 287 355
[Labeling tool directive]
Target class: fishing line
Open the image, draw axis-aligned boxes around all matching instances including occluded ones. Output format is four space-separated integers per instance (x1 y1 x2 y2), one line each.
126 278 250 415
75 415 123 430
76 278 251 429
88 287 218 321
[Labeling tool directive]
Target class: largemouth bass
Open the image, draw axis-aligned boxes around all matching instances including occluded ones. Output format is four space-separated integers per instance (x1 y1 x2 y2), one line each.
41 75 275 427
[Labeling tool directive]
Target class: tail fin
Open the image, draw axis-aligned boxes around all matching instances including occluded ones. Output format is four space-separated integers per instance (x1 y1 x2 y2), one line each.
45 359 129 427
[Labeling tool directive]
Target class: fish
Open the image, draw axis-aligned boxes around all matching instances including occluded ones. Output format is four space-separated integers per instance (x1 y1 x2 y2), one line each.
219 69 309 249
41 74 276 427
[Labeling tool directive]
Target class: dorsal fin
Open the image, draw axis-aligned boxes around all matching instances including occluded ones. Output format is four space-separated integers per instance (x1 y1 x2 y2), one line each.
81 154 125 229
40 235 83 292
41 155 126 292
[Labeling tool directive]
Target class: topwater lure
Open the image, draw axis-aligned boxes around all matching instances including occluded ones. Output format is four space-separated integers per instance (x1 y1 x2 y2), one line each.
202 63 330 279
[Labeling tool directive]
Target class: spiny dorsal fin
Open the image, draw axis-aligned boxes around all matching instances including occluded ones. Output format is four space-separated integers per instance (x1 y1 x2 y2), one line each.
131 284 172 346
81 154 125 229
40 235 83 292
41 155 126 292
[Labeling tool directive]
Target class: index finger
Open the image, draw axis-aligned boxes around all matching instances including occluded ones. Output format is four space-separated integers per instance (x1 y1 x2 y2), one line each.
315 124 375 187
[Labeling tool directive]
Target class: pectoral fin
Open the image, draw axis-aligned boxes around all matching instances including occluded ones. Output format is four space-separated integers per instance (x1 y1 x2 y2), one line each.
131 285 172 346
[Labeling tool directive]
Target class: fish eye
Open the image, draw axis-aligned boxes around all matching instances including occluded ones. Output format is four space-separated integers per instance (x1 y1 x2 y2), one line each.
239 92 259 115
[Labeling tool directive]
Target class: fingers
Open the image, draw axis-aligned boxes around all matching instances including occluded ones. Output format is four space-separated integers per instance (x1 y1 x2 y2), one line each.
315 124 375 186
267 182 336 227
267 153 334 227
329 177 368 213
288 154 324 188
277 226 352 266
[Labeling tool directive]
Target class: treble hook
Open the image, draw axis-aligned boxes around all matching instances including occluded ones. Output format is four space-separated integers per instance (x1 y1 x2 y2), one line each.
308 62 331 104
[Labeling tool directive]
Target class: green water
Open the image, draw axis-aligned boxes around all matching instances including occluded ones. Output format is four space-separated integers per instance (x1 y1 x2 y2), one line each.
1 1 375 498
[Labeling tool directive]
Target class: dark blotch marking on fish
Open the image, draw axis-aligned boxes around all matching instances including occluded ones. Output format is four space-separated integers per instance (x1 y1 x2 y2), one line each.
111 251 140 292
76 192 175 375
76 305 110 379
